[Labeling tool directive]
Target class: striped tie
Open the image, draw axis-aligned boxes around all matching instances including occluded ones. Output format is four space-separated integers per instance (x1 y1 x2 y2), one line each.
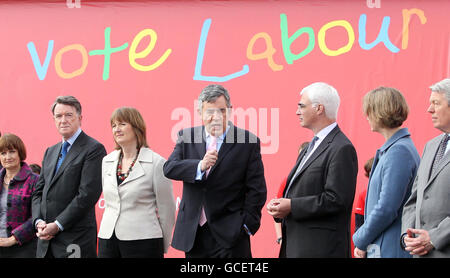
430 134 449 177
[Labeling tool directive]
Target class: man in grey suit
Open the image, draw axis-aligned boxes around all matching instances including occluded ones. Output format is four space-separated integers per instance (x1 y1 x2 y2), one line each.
401 78 450 257
32 96 106 258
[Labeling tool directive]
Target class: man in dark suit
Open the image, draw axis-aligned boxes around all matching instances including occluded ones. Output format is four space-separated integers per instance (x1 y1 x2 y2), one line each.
267 82 358 258
31 96 106 258
163 84 267 258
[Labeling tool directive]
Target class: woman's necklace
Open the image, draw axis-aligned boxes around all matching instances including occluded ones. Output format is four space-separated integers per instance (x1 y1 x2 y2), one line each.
3 176 11 188
117 149 139 182
3 174 14 185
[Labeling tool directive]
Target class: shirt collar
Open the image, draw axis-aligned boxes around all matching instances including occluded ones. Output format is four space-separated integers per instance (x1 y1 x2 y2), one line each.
379 128 410 152
63 128 82 146
315 122 337 140
14 162 33 182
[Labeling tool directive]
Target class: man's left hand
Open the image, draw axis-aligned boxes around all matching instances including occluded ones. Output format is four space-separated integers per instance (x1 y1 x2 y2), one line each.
37 222 60 241
404 228 434 256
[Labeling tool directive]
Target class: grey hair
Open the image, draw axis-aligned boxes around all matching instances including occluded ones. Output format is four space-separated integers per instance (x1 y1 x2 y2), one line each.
429 78 450 105
51 95 82 115
300 82 340 120
198 84 232 111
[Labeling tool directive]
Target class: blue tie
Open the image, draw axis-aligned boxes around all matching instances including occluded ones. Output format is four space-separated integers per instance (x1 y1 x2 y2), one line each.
55 141 70 173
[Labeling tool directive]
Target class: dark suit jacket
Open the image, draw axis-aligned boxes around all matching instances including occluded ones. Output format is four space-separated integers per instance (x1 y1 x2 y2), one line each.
31 131 106 258
163 124 267 253
279 125 358 258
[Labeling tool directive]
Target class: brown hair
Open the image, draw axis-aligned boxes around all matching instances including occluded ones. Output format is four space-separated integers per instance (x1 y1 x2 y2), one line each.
0 133 27 161
364 157 374 178
110 107 148 150
363 87 409 129
298 141 310 154
51 95 82 115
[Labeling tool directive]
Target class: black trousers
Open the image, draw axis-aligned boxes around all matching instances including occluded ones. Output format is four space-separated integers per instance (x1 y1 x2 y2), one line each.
186 224 252 258
98 232 164 258
355 213 364 232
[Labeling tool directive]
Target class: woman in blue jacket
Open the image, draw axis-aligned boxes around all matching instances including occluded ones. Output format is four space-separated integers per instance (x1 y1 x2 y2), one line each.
353 87 420 258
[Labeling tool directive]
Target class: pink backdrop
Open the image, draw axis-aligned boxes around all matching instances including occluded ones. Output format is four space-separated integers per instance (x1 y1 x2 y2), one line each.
1 0 449 257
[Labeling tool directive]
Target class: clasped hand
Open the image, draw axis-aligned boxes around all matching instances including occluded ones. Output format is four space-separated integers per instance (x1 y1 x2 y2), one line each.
266 198 291 219
404 228 434 256
36 221 60 241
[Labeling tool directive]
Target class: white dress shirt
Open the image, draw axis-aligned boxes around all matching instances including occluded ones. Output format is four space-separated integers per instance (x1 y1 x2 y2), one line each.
299 122 337 169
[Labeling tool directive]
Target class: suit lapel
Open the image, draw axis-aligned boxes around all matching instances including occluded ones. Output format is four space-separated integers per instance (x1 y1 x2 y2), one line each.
426 136 450 187
45 143 61 185
50 132 86 185
436 151 450 174
104 150 120 188
286 126 340 189
209 124 236 175
285 148 307 191
297 138 330 176
368 150 381 181
120 160 145 186
298 126 339 177
119 148 151 186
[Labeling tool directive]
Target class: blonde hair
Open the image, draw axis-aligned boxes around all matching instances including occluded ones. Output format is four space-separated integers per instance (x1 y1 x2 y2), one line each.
110 107 148 150
363 87 409 129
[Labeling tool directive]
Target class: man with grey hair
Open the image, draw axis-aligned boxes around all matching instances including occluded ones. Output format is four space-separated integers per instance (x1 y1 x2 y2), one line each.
267 82 358 257
401 78 450 257
32 96 106 258
164 84 267 258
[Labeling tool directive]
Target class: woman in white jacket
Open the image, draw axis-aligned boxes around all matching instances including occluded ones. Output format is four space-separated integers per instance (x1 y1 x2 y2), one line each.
98 107 175 258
